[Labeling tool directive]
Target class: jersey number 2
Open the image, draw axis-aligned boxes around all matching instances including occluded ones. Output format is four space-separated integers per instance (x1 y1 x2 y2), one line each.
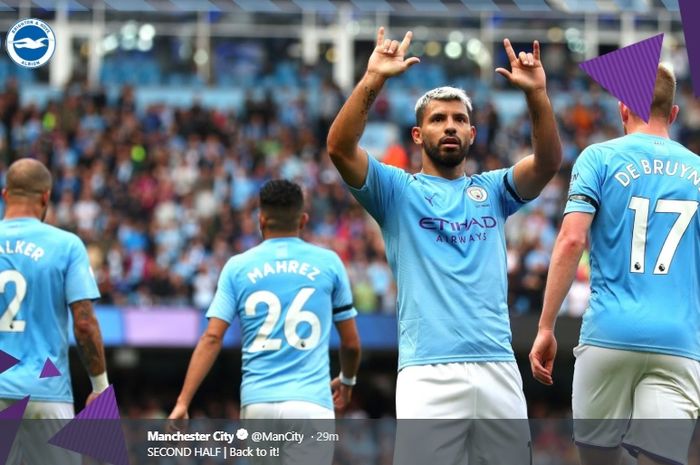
0 270 27 332
628 197 698 274
245 288 321 352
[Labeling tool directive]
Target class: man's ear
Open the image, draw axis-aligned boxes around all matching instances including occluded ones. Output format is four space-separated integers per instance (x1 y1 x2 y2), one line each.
299 212 309 231
259 211 267 233
411 126 422 145
618 101 629 123
669 104 680 125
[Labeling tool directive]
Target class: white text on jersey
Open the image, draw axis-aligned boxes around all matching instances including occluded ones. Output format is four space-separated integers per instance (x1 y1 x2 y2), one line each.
0 240 45 261
614 159 700 192
247 260 321 284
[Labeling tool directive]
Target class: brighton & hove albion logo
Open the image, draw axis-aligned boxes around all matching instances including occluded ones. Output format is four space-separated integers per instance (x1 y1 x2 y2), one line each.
466 186 488 202
6 18 56 68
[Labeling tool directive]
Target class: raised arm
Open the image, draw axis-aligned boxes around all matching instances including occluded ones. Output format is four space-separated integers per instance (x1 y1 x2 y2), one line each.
327 27 419 188
497 39 562 199
70 299 108 405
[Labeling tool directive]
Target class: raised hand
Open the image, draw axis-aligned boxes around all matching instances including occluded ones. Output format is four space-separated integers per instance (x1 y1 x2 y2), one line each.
367 27 420 79
496 39 546 95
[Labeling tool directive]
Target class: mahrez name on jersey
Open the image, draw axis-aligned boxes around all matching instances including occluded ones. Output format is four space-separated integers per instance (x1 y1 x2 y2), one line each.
0 240 45 261
614 158 700 192
246 260 321 284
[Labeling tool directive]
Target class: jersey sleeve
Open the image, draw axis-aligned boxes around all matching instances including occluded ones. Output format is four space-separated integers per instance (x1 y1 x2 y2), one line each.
346 154 409 226
65 235 100 304
330 254 357 323
206 258 239 323
475 167 529 217
564 146 603 215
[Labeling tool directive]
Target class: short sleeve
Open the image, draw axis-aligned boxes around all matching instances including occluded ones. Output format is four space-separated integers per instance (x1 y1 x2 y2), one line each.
330 255 357 322
206 258 239 323
564 146 603 215
65 236 100 304
473 167 529 218
347 155 409 226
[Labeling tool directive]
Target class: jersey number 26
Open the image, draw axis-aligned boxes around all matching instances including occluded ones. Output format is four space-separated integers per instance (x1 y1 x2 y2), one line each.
245 288 321 352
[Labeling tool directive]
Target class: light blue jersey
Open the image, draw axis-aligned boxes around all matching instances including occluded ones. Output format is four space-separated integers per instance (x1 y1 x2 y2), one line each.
566 133 700 361
350 156 528 370
0 218 100 402
207 237 357 410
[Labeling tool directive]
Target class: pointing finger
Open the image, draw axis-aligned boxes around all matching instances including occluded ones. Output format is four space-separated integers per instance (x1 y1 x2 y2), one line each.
503 38 517 63
398 30 413 55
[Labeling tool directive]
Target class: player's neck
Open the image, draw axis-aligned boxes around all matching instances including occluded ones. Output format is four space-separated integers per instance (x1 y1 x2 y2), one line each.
262 230 300 240
626 120 671 139
2 204 42 221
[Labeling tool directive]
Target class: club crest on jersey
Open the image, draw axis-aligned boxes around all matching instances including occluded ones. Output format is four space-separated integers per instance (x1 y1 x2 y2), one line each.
466 186 488 202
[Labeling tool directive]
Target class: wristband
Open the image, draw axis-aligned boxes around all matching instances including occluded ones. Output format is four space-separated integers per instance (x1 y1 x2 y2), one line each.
90 372 109 393
339 372 356 386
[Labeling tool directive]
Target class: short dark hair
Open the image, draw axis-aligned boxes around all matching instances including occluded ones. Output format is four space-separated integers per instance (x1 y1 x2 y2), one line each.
259 180 304 232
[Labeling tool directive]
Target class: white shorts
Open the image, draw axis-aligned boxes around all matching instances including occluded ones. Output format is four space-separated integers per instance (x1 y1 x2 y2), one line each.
572 345 700 465
396 361 528 419
0 399 81 465
241 401 335 465
393 362 531 465
241 401 334 420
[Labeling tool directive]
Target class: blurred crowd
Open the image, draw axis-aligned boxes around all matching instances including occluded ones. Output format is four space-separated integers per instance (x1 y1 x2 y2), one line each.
1 67 699 317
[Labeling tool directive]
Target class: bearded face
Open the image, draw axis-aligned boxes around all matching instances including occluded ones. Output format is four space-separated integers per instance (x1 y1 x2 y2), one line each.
413 99 474 170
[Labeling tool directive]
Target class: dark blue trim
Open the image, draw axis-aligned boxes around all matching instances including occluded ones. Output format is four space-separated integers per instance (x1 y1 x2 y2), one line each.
333 304 354 315
503 172 527 204
622 442 685 465
574 440 621 450
568 193 599 210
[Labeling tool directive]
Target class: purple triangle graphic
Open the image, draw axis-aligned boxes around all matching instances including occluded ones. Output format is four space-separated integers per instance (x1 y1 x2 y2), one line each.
0 350 19 375
0 396 29 465
679 0 700 97
580 34 664 123
48 386 129 465
39 358 61 379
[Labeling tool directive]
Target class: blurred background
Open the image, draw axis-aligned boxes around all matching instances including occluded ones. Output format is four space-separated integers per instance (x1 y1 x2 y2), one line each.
0 0 698 462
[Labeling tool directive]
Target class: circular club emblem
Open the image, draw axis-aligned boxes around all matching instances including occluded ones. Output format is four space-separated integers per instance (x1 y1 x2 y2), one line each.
466 186 488 202
6 18 56 68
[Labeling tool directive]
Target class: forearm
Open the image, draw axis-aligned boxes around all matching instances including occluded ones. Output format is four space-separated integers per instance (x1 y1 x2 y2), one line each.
540 233 585 330
72 301 107 377
327 72 385 157
175 334 223 408
526 89 562 175
339 343 361 379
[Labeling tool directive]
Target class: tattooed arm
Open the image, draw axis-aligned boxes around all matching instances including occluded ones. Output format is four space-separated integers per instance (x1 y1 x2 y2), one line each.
71 299 108 400
327 27 419 188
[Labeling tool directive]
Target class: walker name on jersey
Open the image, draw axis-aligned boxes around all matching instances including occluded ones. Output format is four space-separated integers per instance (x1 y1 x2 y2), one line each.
614 159 700 192
419 216 497 245
246 260 321 284
0 240 45 261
